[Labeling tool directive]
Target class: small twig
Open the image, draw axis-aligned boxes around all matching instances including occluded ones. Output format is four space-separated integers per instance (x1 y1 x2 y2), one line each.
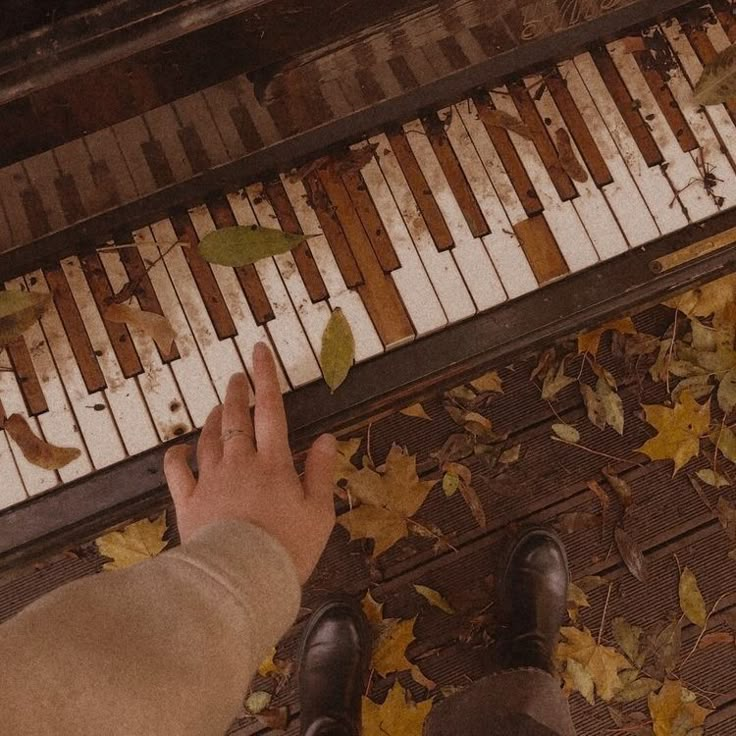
95 239 184 253
407 518 459 553
551 437 643 467
598 583 613 644
678 592 730 671
364 667 374 696
713 414 726 474
664 308 679 395
673 552 682 576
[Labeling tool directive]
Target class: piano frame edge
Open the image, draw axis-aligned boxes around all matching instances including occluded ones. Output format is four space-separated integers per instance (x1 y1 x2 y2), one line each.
2 208 736 580
0 0 695 283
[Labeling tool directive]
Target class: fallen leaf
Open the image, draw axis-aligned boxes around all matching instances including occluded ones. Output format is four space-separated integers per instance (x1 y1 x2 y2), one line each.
469 370 504 393
696 468 729 488
257 648 293 679
3 413 81 470
95 512 168 570
362 681 432 736
244 691 272 715
339 445 436 556
587 480 610 511
612 617 645 668
575 575 609 593
334 438 362 483
542 359 576 400
103 303 176 355
554 511 602 534
414 585 455 614
0 290 50 347
481 108 532 139
581 379 624 435
648 679 711 736
557 626 632 702
551 423 580 443
637 391 711 474
614 526 648 582
718 368 736 414
431 433 475 465
442 472 460 497
198 225 309 267
693 42 736 106
712 425 736 463
718 496 736 540
672 374 714 404
679 567 707 628
614 677 662 703
664 273 736 318
255 706 289 731
320 308 355 392
602 468 633 509
499 444 521 464
648 619 682 678
555 128 588 182
567 582 590 622
458 477 486 528
700 631 734 651
400 403 432 421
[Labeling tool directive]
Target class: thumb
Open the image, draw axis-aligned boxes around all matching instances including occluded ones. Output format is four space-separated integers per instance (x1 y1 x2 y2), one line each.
303 433 337 513
164 443 196 503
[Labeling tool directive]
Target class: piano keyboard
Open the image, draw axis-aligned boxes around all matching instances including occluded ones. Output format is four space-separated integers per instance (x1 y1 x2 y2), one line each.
1 3 735 511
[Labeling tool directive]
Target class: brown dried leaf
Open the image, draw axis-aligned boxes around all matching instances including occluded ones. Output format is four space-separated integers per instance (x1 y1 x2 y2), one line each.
458 479 486 528
698 631 734 649
696 468 729 488
554 511 602 534
482 109 532 139
693 42 736 105
4 413 81 470
717 495 736 540
499 444 521 464
541 359 576 401
587 480 610 511
255 706 289 731
581 379 625 435
614 526 648 582
0 291 50 348
555 128 588 182
414 585 455 614
551 423 580 443
469 370 504 393
648 679 711 736
400 403 432 421
717 368 736 414
648 619 681 678
432 433 475 465
103 303 176 355
602 468 634 510
679 567 707 627
612 617 646 668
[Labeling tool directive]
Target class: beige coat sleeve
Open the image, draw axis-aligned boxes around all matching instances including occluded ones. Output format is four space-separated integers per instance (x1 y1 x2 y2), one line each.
0 519 301 736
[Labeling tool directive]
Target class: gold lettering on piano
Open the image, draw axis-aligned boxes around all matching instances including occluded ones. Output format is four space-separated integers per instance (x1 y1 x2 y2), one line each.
519 0 634 41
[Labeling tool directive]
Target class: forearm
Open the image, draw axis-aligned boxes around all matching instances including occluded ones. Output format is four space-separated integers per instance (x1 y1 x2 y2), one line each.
0 520 301 736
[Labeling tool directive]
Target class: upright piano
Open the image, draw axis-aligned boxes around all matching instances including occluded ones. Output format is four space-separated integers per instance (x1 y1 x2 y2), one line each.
1 0 735 572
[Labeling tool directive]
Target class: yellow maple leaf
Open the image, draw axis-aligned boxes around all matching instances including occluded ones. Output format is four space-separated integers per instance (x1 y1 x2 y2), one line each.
361 592 434 689
577 317 637 357
334 438 362 484
637 391 710 474
95 512 168 571
648 679 711 736
469 370 504 393
363 681 432 736
664 273 736 319
339 446 436 557
557 626 631 702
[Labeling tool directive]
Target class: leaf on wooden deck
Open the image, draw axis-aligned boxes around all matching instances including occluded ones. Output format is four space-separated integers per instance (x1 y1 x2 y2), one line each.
614 526 648 582
257 647 294 680
553 511 601 535
414 585 455 614
103 303 176 355
95 512 168 570
4 413 81 470
712 425 736 464
320 307 355 393
362 681 432 736
717 496 736 540
612 617 645 668
698 631 734 649
648 619 682 678
614 676 661 704
555 128 588 183
244 691 272 715
637 391 710 475
580 379 624 435
0 291 50 348
696 468 729 488
541 359 576 401
567 582 590 623
482 108 532 139
334 438 362 484
458 475 486 528
499 444 521 465
602 467 633 510
551 423 580 443
400 403 432 420
648 679 711 736
693 42 736 106
198 225 310 267
469 370 504 393
717 367 736 414
679 567 707 627
255 706 289 731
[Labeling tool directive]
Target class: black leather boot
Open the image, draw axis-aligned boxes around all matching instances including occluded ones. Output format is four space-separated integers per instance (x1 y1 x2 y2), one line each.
298 596 371 736
496 526 569 673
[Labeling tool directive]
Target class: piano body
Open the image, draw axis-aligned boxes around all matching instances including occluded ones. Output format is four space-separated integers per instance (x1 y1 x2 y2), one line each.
0 0 735 573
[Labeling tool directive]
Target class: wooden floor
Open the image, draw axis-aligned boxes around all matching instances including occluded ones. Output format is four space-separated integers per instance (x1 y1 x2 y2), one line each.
1 300 735 734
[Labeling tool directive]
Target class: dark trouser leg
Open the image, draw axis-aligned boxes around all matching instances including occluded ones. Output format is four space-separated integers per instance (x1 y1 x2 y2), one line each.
424 667 576 736
302 716 354 736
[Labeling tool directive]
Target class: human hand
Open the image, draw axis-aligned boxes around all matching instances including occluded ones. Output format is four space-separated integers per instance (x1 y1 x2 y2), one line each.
164 342 337 584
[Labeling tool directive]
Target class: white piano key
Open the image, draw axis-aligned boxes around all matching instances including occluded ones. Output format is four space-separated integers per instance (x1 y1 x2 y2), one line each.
279 176 384 361
201 82 248 160
25 270 126 469
557 59 660 247
442 106 538 297
132 228 219 427
607 37 719 223
97 249 194 441
0 356 58 495
231 75 281 146
0 431 26 510
662 19 736 195
22 151 67 231
225 193 322 388
5 277 93 484
144 104 194 183
113 116 158 195
149 218 247 402
186 202 294 391
354 151 448 334
246 183 335 348
60 256 159 456
370 132 476 322
402 118 507 310
489 88 599 272
573 52 687 235
525 74 630 260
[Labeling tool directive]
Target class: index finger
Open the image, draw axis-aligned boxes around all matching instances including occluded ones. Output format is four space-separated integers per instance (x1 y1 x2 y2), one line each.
253 342 290 457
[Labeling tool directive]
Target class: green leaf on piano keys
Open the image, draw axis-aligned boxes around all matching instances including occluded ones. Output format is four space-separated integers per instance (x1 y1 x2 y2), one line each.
320 307 355 393
0 290 50 348
197 225 313 267
3 413 81 470
693 42 736 106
